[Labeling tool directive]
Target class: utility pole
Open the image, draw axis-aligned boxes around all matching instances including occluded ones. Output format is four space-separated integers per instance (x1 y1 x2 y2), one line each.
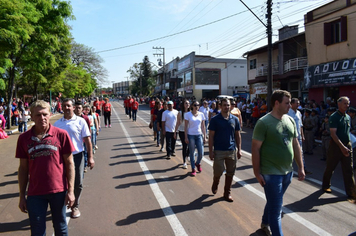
153 47 165 96
239 0 273 111
267 0 273 112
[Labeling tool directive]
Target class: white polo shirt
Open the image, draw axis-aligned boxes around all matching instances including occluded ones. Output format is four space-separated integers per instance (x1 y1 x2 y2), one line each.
162 109 178 132
54 114 91 154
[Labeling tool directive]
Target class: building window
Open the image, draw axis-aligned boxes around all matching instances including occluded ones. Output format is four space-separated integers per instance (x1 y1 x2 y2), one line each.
324 16 347 45
195 69 219 85
250 59 256 69
185 71 192 86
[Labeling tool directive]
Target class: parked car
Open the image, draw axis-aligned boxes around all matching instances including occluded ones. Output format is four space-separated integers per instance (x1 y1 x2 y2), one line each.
216 95 234 100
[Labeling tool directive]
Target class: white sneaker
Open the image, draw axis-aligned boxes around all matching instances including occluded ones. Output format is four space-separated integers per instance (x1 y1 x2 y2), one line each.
183 163 187 169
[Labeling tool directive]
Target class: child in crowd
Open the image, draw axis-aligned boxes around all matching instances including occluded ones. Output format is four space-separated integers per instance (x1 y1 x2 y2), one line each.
0 114 8 139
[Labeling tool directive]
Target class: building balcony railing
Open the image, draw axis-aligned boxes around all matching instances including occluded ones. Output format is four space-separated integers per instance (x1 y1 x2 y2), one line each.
284 57 308 73
257 64 279 76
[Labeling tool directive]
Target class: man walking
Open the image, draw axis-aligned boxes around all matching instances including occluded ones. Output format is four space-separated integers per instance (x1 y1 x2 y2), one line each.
287 98 311 174
17 100 75 235
252 90 305 236
54 98 94 218
208 99 242 202
162 101 178 159
322 96 356 202
199 100 209 135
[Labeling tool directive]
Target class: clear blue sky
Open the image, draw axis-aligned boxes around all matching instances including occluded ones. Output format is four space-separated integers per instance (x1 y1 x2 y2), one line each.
69 0 332 86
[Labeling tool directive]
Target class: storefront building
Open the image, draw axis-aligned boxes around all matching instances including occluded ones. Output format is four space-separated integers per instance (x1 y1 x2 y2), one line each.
304 0 356 103
176 52 247 100
244 26 308 101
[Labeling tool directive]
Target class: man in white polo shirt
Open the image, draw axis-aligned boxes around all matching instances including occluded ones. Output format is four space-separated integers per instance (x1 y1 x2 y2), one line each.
54 98 94 219
162 101 178 159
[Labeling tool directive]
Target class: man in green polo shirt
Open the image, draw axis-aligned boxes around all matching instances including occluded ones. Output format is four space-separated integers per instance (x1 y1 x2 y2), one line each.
322 96 356 202
252 90 305 236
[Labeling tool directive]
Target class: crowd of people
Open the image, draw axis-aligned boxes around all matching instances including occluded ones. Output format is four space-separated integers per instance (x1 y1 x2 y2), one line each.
13 95 118 235
3 91 356 236
136 93 356 236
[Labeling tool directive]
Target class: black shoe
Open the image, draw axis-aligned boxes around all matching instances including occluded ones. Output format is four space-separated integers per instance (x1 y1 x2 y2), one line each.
323 188 332 193
166 155 171 160
171 153 176 157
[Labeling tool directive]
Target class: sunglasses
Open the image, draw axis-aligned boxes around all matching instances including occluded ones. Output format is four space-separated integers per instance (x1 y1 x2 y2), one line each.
193 104 199 107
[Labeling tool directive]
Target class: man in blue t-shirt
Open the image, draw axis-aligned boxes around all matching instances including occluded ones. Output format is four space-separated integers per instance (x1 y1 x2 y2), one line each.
208 98 241 202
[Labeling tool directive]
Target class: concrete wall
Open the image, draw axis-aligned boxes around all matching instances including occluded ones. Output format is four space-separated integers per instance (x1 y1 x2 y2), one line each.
305 4 356 65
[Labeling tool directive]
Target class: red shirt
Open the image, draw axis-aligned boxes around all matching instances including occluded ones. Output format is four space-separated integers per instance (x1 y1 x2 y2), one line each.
132 101 139 110
15 124 75 196
124 99 128 107
129 98 134 107
151 108 156 122
252 106 260 118
150 100 155 109
93 101 102 111
102 102 111 112
80 114 91 129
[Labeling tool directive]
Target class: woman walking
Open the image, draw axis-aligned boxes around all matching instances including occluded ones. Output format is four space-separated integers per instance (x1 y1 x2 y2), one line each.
185 101 206 176
174 100 190 169
102 98 112 128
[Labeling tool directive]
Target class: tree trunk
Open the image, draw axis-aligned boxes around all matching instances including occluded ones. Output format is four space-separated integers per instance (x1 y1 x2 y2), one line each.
6 67 15 129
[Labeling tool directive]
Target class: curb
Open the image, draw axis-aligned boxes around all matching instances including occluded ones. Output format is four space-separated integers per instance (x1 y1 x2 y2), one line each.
6 113 61 135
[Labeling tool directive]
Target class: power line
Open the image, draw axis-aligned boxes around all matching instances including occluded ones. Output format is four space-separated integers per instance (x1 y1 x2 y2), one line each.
95 10 249 54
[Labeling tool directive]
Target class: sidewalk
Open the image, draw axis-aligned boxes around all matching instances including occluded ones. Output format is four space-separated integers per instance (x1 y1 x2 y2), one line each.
0 112 63 235
4 113 61 135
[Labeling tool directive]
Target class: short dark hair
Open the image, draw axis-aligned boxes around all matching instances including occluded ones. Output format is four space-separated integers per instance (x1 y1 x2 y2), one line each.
75 100 83 106
62 98 74 105
220 98 229 105
291 98 299 104
271 90 291 108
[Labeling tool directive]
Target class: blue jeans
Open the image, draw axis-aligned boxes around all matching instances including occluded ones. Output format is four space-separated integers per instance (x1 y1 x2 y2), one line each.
261 172 293 236
188 134 204 170
132 109 137 121
18 121 27 133
91 130 97 151
27 191 68 236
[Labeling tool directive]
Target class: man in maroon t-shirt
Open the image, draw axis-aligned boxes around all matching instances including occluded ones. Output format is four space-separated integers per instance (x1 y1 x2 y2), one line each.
16 100 75 235
74 100 91 130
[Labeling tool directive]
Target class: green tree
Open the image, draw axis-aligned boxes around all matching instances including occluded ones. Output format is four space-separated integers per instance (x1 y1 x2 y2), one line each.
0 0 74 128
71 41 108 84
127 56 156 96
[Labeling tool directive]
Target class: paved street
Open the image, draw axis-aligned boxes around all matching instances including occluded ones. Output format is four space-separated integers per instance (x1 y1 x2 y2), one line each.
1 101 356 236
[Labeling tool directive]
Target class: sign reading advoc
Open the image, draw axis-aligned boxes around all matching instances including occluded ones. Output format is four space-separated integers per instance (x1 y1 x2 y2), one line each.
304 57 356 89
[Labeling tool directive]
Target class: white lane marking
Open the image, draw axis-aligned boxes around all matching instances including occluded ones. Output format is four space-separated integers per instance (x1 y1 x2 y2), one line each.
202 150 332 236
114 102 333 235
113 107 188 236
115 102 182 146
